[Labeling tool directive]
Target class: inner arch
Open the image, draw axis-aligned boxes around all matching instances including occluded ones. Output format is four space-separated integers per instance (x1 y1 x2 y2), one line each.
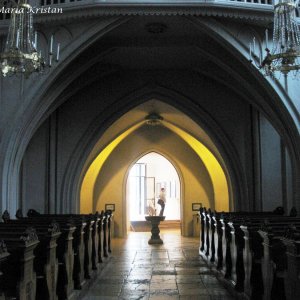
79 100 231 236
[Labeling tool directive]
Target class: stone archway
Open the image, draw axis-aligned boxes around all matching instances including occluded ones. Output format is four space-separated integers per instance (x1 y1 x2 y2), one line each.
70 95 242 218
78 101 233 236
2 15 299 215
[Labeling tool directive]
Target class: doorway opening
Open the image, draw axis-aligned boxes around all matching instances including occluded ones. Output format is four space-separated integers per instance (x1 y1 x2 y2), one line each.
127 152 181 231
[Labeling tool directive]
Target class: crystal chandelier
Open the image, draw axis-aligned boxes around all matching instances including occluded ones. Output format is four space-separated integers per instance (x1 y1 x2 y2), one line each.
250 0 300 77
0 0 59 77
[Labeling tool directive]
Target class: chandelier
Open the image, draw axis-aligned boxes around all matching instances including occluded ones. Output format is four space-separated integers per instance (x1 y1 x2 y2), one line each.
250 0 300 77
0 0 59 77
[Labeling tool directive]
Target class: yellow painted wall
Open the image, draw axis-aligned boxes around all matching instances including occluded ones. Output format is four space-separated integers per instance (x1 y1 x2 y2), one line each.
80 122 230 237
164 122 229 212
93 125 215 237
80 123 141 213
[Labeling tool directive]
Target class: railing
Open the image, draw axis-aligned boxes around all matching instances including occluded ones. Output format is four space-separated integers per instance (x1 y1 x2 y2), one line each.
38 0 273 5
34 0 300 17
1 0 300 20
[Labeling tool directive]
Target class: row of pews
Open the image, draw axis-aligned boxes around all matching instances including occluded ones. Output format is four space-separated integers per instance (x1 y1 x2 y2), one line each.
0 209 113 300
199 207 300 300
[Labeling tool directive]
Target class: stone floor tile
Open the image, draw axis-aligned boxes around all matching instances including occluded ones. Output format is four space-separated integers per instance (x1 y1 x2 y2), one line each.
169 258 186 262
207 288 231 296
80 231 234 300
132 264 153 269
118 292 149 300
130 269 153 274
150 290 179 296
135 259 152 264
92 283 122 290
152 250 168 254
151 258 170 264
149 294 180 299
177 283 210 296
125 277 151 283
201 275 221 286
85 290 120 297
201 274 219 280
151 275 176 283
96 277 125 284
179 296 211 300
150 283 177 290
178 288 210 296
122 283 150 291
177 283 205 288
152 266 175 270
198 266 211 273
82 296 119 300
131 265 152 270
151 263 170 268
175 262 206 268
103 270 130 276
126 275 152 281
176 275 204 284
175 268 200 275
210 296 234 300
152 270 176 275
151 257 170 261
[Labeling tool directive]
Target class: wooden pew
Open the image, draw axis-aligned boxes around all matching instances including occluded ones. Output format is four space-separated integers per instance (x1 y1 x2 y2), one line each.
91 214 99 270
26 211 101 285
199 207 298 299
97 211 105 263
258 221 300 300
0 220 61 300
83 211 113 266
25 211 85 296
228 215 300 298
199 207 283 262
0 240 9 300
101 210 113 259
82 216 94 279
199 207 206 254
221 215 232 280
106 210 113 254
0 227 39 300
199 207 210 257
281 229 300 300
102 212 108 258
0 209 113 300
213 213 224 270
207 209 214 260
14 211 76 299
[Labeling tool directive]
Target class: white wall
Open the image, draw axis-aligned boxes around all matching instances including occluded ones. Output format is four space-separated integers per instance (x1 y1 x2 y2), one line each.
135 152 181 220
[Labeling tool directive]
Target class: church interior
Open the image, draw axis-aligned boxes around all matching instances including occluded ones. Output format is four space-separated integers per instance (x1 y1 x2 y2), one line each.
0 0 299 299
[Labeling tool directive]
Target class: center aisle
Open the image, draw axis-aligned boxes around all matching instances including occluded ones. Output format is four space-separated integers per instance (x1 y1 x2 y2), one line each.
82 229 234 300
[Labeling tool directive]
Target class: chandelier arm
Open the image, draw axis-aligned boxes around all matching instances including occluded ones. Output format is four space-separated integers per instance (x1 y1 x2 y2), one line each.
0 0 59 77
251 0 300 77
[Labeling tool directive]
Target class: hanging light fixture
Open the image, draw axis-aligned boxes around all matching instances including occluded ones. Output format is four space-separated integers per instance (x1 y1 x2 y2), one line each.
250 0 300 77
145 113 164 126
0 0 60 77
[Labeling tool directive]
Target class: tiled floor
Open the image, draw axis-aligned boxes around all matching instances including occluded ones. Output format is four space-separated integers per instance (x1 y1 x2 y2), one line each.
81 230 234 300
